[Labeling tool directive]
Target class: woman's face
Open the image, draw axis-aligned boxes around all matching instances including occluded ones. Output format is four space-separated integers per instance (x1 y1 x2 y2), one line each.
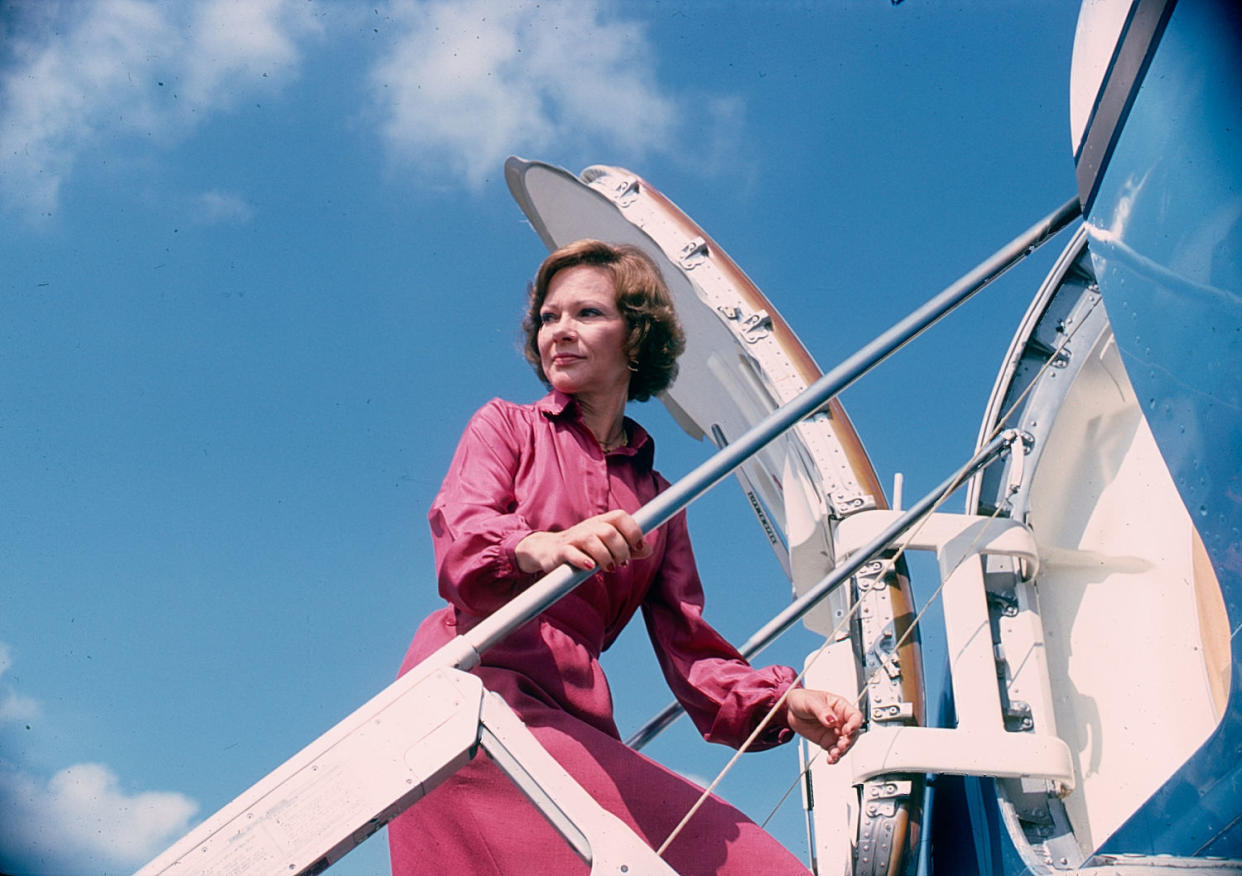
537 265 631 402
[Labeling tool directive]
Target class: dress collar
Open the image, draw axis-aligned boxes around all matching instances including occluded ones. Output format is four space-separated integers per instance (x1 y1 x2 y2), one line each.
537 389 577 419
537 391 654 463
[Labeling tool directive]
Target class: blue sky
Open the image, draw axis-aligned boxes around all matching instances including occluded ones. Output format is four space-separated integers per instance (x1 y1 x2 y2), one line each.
0 1 1083 872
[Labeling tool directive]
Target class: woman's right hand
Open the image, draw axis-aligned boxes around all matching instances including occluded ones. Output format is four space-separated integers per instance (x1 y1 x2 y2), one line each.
515 510 651 575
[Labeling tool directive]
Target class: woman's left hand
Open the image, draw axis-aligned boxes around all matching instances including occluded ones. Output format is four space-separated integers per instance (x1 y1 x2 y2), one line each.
783 688 863 764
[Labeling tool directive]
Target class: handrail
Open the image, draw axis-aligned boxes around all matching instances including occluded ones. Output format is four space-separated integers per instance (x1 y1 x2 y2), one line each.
453 196 1081 670
624 428 1024 750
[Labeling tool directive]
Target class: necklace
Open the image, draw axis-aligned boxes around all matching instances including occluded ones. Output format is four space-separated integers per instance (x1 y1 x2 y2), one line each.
600 429 627 452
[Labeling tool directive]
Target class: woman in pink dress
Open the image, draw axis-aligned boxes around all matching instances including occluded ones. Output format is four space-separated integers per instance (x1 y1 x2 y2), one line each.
388 239 861 875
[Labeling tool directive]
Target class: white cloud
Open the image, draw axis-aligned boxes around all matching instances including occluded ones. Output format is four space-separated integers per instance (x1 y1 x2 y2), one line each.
370 0 681 187
0 763 198 875
0 644 198 874
0 644 40 724
1 0 728 216
0 0 321 221
196 189 255 224
0 690 40 725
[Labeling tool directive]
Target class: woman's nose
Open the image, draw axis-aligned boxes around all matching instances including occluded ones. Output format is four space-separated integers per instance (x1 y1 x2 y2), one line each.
549 316 575 339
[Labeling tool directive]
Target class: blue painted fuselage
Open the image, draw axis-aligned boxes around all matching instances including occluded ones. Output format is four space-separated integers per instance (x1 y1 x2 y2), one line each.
1079 0 1242 859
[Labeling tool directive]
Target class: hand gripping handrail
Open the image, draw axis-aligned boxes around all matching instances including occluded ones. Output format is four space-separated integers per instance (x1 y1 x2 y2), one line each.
452 196 1080 671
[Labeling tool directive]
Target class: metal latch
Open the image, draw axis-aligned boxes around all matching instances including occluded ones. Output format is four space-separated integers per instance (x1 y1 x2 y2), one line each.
830 491 874 517
870 702 915 723
715 304 772 343
679 237 709 270
613 176 640 207
1004 699 1034 732
862 779 915 817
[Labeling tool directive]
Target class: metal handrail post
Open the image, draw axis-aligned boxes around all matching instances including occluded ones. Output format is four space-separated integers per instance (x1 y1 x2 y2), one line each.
456 197 1081 668
625 429 1022 750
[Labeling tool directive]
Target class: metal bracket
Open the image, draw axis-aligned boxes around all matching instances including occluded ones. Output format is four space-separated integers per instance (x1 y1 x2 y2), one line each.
871 702 915 723
856 779 916 876
586 172 640 209
830 492 874 517
987 591 1020 618
679 236 709 270
740 310 773 343
610 176 640 208
857 558 915 726
716 303 773 343
1004 699 1034 732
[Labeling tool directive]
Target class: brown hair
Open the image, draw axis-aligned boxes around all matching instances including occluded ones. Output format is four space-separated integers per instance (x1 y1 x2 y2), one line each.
522 239 685 402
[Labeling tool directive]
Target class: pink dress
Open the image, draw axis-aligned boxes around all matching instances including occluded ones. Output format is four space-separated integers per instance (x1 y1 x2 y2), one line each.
388 392 810 875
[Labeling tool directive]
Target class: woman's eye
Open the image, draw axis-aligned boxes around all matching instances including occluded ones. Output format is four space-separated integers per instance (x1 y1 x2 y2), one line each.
580 307 602 317
539 312 556 325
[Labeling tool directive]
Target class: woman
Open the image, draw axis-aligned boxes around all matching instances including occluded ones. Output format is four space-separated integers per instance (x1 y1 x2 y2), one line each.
388 239 861 875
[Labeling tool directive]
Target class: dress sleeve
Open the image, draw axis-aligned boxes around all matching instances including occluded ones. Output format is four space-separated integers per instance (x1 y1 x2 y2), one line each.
429 400 540 616
640 510 799 751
